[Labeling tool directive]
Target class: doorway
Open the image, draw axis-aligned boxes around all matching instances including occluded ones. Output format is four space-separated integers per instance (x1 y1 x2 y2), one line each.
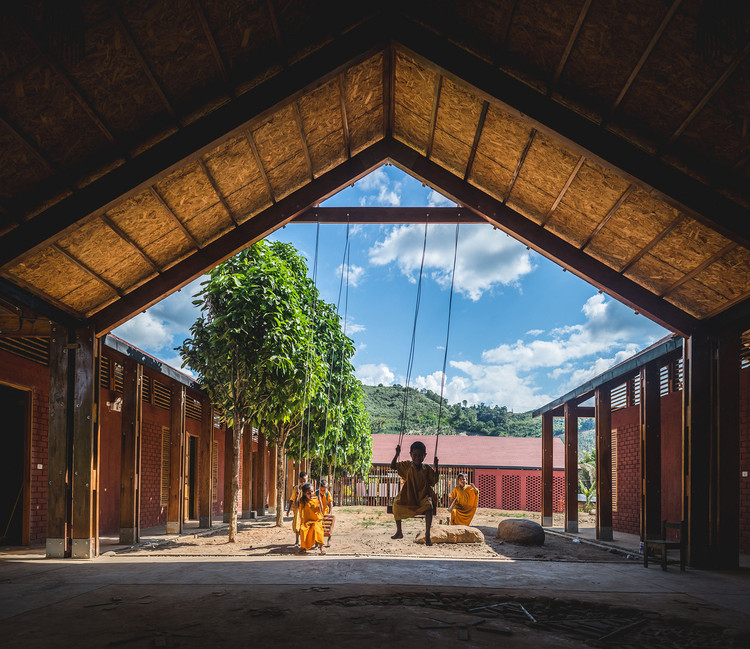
184 435 197 521
0 383 29 545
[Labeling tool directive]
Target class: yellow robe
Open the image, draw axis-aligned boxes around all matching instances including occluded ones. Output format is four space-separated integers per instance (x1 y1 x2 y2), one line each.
316 489 333 515
299 496 325 550
392 461 438 521
290 485 302 533
450 484 479 525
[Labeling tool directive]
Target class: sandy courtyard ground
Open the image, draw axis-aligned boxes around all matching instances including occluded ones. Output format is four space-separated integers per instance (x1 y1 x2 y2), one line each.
125 506 630 563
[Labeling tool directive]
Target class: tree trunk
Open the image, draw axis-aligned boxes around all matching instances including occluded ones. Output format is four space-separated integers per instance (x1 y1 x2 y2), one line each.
228 420 242 542
275 440 285 527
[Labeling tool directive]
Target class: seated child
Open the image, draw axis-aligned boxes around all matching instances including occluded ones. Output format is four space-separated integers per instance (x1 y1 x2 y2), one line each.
298 483 326 555
448 472 479 525
390 440 439 546
285 471 308 546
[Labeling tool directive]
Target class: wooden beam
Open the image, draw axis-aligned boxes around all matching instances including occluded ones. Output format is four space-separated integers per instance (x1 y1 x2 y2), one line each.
384 43 394 139
242 424 254 518
98 214 162 273
338 74 351 159
640 362 661 541
504 129 535 203
0 278 83 330
198 397 214 528
267 0 285 55
494 0 519 60
0 111 65 181
295 206 481 224
0 19 388 267
581 184 635 251
46 325 72 557
551 0 592 86
0 314 52 336
293 101 315 181
464 101 488 181
191 0 230 91
387 138 698 336
659 242 738 298
166 383 185 534
92 139 389 333
595 386 613 541
149 188 201 250
548 405 595 419
425 75 443 159
119 359 142 545
198 159 239 226
541 411 554 526
393 20 750 246
245 128 276 204
619 213 684 274
563 402 578 533
51 244 122 297
608 0 682 117
541 155 585 226
71 327 97 558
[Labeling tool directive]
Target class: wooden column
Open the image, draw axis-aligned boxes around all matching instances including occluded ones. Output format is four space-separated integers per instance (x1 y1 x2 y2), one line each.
268 442 278 514
223 427 234 522
241 425 254 518
47 325 72 558
541 411 554 526
166 383 185 534
255 430 267 513
71 327 98 559
198 397 213 528
640 362 661 541
119 359 142 544
595 386 613 541
564 402 578 533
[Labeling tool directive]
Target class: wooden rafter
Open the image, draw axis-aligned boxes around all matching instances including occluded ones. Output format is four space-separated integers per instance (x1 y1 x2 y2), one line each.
293 102 314 180
660 242 738 298
581 184 635 251
705 286 750 321
98 214 161 274
667 40 750 146
50 244 122 297
608 0 682 117
494 0 519 61
464 101 489 181
191 0 230 90
504 129 536 203
295 207 482 224
619 213 685 274
0 112 64 181
111 3 178 123
551 0 593 86
732 149 750 172
267 0 285 58
338 74 351 159
244 129 276 204
384 44 394 138
197 159 239 226
425 75 443 159
0 277 83 329
149 187 201 249
541 156 585 227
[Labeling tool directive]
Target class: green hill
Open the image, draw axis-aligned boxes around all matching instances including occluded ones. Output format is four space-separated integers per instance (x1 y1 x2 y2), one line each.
362 384 595 452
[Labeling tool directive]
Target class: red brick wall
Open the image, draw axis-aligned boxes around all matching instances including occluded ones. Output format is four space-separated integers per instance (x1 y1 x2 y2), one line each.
98 386 122 535
214 426 226 516
140 401 171 529
612 406 641 535
0 349 49 545
740 367 750 554
474 468 565 512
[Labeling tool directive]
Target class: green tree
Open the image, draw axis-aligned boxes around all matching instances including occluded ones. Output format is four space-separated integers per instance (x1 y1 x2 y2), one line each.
578 449 597 513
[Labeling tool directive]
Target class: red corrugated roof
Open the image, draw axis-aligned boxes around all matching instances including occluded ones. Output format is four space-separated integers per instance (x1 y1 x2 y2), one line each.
371 434 565 469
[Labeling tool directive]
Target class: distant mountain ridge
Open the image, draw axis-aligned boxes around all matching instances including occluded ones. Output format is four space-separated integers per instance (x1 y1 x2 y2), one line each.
361 384 595 452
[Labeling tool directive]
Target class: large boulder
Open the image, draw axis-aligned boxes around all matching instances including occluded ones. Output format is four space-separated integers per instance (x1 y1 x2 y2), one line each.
415 524 484 544
497 519 545 546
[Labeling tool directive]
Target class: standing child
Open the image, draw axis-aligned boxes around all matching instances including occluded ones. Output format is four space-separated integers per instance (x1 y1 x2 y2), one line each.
286 471 308 546
390 440 439 546
298 483 326 555
316 478 334 546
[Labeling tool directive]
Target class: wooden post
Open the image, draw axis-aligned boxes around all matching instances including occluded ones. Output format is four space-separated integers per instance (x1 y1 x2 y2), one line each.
71 327 98 559
268 441 278 514
119 359 142 544
595 386 613 541
198 397 213 528
541 411 554 526
166 384 185 534
256 430 267 513
640 362 661 541
241 425 253 518
564 401 578 533
223 427 234 522
47 325 72 558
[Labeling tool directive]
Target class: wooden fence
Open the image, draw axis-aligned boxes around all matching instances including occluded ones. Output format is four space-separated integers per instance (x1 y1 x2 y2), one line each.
334 464 475 508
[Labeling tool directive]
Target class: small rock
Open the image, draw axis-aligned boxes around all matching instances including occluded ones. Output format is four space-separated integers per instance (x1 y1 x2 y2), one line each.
415 524 484 544
497 519 545 546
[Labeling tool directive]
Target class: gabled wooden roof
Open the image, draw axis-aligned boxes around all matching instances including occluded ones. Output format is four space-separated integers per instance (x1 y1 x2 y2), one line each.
0 2 748 336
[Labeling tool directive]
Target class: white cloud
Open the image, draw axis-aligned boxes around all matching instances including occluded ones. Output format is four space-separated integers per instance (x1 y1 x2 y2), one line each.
344 316 366 334
338 263 365 287
357 363 395 386
526 329 544 336
113 311 174 351
369 224 534 300
355 167 401 206
426 189 455 207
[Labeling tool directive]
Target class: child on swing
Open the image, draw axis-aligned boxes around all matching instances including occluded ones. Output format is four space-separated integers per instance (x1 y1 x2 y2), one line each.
390 440 439 546
298 483 326 555
316 478 334 547
286 471 308 546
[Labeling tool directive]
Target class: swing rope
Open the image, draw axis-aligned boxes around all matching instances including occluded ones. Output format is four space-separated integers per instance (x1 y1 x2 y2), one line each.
397 221 429 454
434 221 460 461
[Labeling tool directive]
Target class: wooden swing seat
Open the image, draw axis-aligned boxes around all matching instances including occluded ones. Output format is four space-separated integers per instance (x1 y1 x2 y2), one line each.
322 514 335 538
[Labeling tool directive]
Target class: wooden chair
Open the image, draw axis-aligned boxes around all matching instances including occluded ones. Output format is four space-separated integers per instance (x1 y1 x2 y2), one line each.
643 520 686 571
322 514 335 545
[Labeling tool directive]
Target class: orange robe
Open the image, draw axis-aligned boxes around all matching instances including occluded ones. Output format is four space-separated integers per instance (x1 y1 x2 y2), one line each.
392 461 437 521
290 485 302 533
299 496 325 550
316 489 333 515
450 484 479 525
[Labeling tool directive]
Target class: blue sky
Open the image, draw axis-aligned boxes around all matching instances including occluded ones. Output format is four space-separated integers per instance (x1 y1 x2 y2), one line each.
113 165 668 412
